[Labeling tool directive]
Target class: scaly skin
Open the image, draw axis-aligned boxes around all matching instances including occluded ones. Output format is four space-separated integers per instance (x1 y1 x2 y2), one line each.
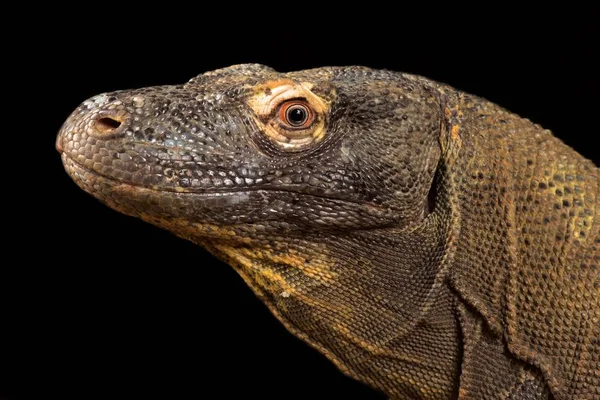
56 64 599 399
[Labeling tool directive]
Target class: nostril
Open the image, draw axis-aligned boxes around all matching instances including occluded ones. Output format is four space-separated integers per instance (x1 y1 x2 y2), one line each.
95 117 122 134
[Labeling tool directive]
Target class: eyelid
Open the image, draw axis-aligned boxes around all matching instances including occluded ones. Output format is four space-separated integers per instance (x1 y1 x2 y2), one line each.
249 81 329 117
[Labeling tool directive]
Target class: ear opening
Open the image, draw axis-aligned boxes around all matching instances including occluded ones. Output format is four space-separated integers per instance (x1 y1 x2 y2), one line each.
426 161 441 216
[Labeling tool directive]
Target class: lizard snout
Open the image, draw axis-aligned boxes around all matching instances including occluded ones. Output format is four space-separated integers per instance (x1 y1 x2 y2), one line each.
56 92 135 164
55 134 64 153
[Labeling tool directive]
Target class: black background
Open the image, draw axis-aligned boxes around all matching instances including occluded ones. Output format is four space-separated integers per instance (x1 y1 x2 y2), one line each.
4 8 598 400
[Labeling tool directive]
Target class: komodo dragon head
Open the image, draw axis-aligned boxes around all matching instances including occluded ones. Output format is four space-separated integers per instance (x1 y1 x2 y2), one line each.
57 64 442 232
57 64 599 399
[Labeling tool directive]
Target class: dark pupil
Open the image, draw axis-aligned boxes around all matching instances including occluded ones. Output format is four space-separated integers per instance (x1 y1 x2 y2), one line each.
287 107 307 125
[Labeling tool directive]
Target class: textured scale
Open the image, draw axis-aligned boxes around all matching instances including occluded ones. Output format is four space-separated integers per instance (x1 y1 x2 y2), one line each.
56 64 599 399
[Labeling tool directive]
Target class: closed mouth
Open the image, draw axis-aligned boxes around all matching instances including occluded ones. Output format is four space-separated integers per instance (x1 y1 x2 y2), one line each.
60 153 379 210
62 153 262 198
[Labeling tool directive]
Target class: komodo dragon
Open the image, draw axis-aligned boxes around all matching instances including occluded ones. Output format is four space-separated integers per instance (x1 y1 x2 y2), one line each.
56 64 599 399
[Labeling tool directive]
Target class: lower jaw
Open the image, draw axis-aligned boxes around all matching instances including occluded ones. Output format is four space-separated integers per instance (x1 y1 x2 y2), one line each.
61 153 252 197
60 153 397 235
61 154 267 216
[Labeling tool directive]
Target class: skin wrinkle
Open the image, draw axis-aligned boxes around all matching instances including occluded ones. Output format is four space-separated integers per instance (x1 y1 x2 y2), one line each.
58 64 599 400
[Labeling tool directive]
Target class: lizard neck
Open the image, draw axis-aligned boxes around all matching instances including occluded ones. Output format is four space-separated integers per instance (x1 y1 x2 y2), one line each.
197 211 461 399
443 92 599 398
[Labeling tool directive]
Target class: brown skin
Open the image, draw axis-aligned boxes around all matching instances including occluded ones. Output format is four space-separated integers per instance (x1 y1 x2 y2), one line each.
57 64 599 399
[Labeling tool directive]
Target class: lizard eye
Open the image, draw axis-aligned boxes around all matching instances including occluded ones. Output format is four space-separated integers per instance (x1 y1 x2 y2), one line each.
247 81 333 152
278 100 314 130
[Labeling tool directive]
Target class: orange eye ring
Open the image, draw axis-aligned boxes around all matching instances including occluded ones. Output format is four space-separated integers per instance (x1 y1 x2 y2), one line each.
277 100 315 130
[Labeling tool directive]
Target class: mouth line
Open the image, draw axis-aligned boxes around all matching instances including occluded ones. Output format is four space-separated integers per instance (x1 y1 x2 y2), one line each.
62 154 375 207
62 154 259 197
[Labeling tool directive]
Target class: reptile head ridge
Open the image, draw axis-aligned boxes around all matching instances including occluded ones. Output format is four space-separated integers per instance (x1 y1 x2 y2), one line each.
57 64 442 238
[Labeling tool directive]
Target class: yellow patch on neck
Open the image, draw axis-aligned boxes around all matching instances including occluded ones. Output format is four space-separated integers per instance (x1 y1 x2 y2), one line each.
205 240 339 303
